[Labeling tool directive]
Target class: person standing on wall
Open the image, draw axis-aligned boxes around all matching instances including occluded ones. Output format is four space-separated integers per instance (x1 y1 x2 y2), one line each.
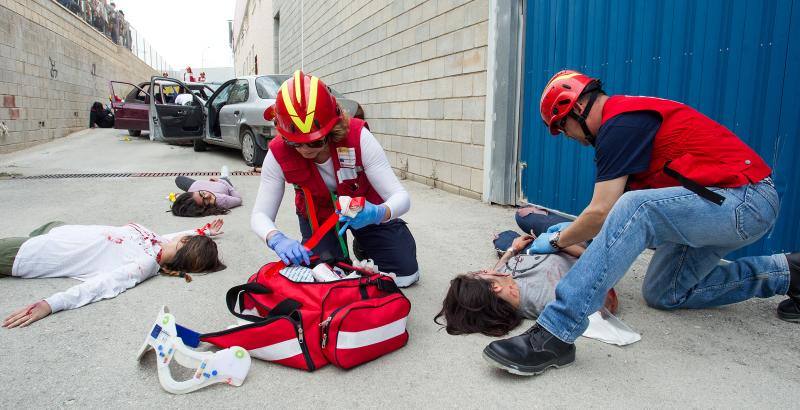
118 10 129 49
251 71 420 287
483 70 799 376
90 0 104 34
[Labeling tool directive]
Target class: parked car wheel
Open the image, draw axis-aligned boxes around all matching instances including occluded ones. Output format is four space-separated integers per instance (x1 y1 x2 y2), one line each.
128 129 141 137
240 127 266 166
193 138 208 152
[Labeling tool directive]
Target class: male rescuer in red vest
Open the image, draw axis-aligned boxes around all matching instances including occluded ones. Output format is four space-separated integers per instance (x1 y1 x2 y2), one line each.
250 71 419 287
483 70 799 376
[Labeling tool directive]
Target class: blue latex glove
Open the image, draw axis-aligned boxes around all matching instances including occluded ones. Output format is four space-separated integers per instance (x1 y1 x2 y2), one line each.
527 232 559 254
546 221 572 234
267 232 311 265
338 200 387 231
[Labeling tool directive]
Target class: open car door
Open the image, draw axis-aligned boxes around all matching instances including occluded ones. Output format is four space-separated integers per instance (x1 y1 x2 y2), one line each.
203 78 236 141
108 81 150 131
148 76 205 142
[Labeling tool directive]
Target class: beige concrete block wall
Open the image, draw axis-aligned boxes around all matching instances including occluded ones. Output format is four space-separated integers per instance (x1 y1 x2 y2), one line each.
0 0 157 153
233 0 274 76
272 0 489 199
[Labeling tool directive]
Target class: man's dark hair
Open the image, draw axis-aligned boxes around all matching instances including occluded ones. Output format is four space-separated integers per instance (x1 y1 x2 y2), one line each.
434 274 522 337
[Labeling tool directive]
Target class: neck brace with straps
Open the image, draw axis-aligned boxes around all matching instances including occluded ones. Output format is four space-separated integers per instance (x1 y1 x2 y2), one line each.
136 306 252 394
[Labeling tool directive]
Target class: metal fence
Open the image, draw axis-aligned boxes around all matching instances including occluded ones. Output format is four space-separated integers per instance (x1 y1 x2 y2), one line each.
128 26 171 74
53 0 172 73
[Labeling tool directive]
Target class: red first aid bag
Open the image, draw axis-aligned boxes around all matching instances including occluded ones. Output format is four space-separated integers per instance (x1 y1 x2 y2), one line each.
201 262 410 371
200 213 411 371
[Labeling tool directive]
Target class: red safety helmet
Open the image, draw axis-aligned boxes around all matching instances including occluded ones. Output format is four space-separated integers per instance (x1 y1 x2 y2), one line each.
265 70 342 143
539 70 600 135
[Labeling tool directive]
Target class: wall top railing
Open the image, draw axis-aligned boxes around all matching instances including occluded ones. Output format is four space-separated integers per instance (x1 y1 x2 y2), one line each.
52 0 173 73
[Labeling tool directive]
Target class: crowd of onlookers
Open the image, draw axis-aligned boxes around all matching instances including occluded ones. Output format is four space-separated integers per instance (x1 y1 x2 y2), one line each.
56 0 132 50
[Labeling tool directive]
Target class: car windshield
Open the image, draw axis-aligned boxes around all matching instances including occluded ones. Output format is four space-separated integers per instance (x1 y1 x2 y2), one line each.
255 75 290 99
187 84 216 100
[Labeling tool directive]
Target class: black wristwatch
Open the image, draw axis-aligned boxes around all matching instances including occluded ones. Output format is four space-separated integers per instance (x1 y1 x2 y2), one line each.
549 231 564 251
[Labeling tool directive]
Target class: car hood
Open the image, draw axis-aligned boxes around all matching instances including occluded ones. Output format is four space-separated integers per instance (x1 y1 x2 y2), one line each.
337 98 360 118
252 97 360 118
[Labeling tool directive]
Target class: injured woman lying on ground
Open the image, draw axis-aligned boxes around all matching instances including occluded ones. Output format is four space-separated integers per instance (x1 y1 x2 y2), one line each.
435 206 640 346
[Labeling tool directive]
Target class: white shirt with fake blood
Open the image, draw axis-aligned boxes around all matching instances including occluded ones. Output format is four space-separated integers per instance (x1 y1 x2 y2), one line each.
251 127 411 241
11 224 191 313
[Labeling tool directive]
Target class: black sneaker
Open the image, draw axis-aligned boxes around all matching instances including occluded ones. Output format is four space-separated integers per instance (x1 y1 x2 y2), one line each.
777 298 800 322
777 253 800 323
482 324 575 376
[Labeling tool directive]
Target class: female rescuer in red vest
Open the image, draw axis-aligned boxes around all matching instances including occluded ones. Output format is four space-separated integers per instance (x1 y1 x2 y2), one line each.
250 71 419 287
482 70 799 377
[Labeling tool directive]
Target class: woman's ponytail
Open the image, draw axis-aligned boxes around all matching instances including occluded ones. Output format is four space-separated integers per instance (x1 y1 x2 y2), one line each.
160 266 193 283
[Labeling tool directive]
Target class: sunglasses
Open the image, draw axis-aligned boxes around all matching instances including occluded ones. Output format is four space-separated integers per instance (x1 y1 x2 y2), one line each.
198 190 215 206
283 136 328 149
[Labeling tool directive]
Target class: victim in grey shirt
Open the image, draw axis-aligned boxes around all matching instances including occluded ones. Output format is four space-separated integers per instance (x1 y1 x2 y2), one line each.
497 253 577 319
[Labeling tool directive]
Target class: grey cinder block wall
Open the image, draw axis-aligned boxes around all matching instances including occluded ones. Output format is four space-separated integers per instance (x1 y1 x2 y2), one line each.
0 0 158 153
271 0 489 199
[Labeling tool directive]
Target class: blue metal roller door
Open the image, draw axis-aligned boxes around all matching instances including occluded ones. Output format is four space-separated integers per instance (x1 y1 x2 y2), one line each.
518 0 800 258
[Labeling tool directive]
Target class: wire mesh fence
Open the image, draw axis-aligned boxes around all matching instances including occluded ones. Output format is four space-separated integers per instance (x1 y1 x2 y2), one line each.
52 0 172 73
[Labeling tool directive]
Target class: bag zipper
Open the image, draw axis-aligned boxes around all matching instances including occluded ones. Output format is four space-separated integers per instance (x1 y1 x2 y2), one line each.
290 311 315 371
320 306 346 349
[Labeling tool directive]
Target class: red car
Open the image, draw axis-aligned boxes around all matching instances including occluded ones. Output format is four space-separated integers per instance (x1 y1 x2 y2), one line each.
108 80 216 137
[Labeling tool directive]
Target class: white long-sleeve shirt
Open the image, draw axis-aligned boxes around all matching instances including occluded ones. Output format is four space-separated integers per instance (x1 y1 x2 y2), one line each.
11 223 201 313
251 127 410 241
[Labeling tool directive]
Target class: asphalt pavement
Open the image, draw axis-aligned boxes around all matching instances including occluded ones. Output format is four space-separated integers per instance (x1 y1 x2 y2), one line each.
0 129 797 408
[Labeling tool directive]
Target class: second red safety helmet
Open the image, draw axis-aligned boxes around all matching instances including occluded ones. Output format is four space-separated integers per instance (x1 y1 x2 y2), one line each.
539 70 600 135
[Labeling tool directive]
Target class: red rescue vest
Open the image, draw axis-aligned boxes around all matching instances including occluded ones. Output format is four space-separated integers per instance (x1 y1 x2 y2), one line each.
601 96 771 194
268 118 384 227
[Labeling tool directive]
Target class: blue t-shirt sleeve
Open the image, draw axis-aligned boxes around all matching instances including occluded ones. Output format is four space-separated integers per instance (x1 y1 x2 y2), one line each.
594 111 662 182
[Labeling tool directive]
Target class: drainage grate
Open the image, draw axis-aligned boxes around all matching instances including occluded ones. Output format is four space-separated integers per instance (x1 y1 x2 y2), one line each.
4 171 261 180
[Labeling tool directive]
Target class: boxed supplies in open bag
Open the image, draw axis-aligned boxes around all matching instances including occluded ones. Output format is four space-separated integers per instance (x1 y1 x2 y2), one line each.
200 213 412 371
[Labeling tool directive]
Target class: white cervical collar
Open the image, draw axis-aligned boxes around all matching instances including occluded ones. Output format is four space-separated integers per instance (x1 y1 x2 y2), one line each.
136 306 252 394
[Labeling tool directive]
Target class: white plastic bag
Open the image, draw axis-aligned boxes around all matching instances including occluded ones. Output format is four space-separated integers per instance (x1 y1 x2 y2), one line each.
582 307 641 346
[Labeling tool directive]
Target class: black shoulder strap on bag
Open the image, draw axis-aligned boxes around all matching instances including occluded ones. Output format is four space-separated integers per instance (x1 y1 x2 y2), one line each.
359 275 401 299
226 286 302 323
374 277 400 294
663 162 726 206
201 297 303 339
267 298 302 318
225 283 279 322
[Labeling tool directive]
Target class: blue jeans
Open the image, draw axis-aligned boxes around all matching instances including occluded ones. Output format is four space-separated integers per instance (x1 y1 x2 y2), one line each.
493 207 572 254
515 207 571 236
537 179 790 343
